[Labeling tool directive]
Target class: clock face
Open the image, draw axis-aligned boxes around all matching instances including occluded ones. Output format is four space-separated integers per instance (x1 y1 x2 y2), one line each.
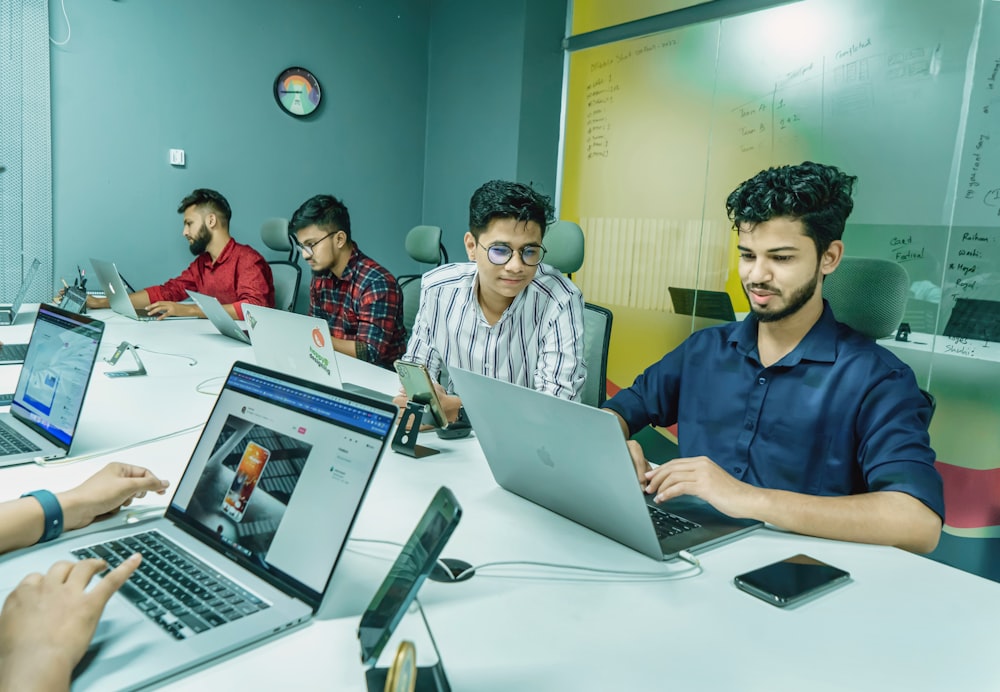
274 67 322 118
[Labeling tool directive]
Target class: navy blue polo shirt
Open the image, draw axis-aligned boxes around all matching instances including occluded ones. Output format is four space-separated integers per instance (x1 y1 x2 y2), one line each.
604 302 944 519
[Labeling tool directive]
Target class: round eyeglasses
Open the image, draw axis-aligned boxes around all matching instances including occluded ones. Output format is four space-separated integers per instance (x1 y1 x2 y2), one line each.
477 242 546 266
291 230 338 258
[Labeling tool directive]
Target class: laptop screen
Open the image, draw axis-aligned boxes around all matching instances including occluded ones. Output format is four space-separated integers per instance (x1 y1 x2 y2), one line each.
3 258 41 313
943 298 1000 341
668 287 737 321
11 304 105 446
167 362 397 607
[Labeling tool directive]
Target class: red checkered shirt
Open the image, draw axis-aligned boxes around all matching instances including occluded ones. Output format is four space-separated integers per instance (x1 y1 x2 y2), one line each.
308 245 406 369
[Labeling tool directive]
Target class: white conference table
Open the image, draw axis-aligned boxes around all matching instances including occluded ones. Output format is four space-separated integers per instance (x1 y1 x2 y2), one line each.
2 306 1000 691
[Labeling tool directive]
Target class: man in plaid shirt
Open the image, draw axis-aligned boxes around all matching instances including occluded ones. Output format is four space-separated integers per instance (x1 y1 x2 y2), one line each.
289 194 406 369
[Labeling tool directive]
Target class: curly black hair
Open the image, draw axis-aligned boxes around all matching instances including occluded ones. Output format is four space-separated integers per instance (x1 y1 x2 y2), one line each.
725 162 857 256
468 180 554 240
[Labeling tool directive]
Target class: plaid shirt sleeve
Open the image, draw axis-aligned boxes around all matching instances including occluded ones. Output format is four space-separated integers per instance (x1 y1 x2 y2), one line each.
352 264 405 366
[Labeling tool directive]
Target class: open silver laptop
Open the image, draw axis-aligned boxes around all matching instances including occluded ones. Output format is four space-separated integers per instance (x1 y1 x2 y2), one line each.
0 361 398 690
242 304 393 403
0 303 104 467
448 368 762 561
89 257 194 321
187 290 251 343
0 257 41 330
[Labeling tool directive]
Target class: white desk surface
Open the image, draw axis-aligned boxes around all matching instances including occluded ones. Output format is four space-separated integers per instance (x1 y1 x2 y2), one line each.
3 307 1000 691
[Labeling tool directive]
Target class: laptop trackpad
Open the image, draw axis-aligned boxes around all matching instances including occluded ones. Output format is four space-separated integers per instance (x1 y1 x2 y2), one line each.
74 596 165 683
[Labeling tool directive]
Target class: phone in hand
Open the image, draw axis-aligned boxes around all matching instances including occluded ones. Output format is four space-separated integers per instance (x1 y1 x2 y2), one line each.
734 554 850 608
394 360 449 428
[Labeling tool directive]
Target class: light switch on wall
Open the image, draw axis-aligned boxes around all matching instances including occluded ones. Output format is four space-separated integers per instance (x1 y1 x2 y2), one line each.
169 149 186 166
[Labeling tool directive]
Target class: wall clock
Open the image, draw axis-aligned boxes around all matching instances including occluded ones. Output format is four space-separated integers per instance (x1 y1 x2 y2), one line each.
273 67 322 118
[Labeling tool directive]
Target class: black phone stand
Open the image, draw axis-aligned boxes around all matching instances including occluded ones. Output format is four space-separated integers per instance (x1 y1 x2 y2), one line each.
435 407 472 440
392 401 440 458
895 322 912 342
364 601 451 692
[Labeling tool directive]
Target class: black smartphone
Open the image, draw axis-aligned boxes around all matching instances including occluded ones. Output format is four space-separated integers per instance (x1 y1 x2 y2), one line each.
358 486 462 666
394 360 449 428
734 554 850 608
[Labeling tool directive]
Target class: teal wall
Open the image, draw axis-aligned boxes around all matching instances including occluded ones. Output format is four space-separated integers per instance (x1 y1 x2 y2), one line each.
48 0 568 294
422 0 568 261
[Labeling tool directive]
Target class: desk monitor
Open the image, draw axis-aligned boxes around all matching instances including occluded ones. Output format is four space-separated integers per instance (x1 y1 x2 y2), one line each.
943 298 1000 342
358 486 461 667
667 287 737 321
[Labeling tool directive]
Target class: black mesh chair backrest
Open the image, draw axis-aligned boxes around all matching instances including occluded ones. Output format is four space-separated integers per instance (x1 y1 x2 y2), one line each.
824 257 909 339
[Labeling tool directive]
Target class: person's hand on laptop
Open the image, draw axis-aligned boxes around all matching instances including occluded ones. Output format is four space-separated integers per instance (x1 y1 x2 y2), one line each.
57 462 170 531
145 300 201 320
626 440 652 485
643 455 754 518
0 554 142 692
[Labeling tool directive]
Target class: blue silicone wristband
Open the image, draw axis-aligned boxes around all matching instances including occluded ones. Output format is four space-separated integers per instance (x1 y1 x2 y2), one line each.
21 489 64 543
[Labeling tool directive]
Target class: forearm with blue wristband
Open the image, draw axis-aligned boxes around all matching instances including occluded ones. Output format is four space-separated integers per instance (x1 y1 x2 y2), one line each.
21 489 64 544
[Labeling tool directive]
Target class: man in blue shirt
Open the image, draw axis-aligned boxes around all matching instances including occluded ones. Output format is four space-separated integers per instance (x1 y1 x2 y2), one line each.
603 162 944 553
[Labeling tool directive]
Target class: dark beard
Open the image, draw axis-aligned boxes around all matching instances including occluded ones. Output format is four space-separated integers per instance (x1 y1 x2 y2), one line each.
188 225 211 256
745 270 819 323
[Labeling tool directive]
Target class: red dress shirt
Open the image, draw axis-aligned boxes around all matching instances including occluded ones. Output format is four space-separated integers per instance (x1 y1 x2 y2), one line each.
144 238 274 319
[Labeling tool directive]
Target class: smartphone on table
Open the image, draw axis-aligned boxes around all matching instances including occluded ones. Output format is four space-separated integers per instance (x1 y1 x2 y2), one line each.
394 360 449 428
734 554 851 608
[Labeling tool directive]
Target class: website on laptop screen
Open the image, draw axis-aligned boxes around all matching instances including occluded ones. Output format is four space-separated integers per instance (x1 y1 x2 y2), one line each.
12 307 103 445
169 365 394 599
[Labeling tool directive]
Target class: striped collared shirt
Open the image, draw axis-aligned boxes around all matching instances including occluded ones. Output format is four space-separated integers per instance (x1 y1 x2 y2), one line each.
403 262 586 400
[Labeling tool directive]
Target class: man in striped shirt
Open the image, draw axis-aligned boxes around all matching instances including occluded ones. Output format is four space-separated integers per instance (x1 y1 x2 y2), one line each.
290 194 407 369
402 180 586 423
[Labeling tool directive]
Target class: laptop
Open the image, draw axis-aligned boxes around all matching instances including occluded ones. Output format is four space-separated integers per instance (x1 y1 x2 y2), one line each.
943 297 1000 342
0 257 42 327
668 287 737 321
89 258 194 321
187 290 252 343
0 361 398 690
0 341 30 366
0 303 104 467
242 304 393 403
448 368 762 561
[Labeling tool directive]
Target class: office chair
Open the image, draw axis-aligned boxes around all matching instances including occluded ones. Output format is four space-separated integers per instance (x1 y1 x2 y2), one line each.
260 217 301 312
544 220 585 277
824 256 936 420
398 225 448 337
580 302 612 407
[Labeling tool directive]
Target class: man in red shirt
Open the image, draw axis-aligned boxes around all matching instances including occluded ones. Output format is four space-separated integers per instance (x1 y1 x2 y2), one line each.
87 189 274 320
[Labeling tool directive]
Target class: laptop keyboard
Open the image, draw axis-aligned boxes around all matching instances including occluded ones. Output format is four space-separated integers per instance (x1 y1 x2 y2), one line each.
648 505 701 539
0 343 27 361
0 420 40 454
72 530 270 640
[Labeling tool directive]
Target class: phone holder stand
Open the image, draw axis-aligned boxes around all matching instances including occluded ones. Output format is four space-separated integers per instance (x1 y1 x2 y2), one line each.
392 401 440 458
895 322 912 342
365 600 451 692
104 341 147 378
